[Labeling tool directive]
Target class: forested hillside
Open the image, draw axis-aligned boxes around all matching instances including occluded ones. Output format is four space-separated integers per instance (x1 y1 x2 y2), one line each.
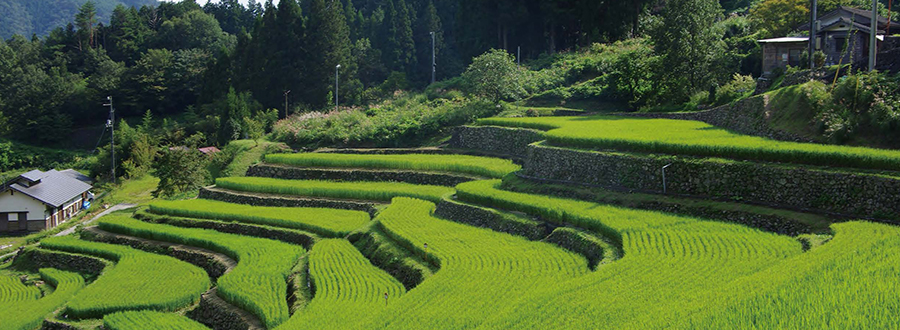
0 0 157 39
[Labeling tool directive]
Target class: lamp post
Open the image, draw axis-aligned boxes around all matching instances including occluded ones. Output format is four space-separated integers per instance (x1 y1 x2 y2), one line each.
335 64 341 110
430 31 436 85
283 90 291 118
662 163 673 194
103 96 115 184
870 0 878 71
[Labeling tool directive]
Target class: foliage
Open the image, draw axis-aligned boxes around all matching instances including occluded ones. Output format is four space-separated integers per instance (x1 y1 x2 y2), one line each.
649 0 725 104
152 145 209 197
271 95 500 148
479 115 900 171
216 176 455 203
40 236 209 318
461 49 525 102
274 239 406 329
264 153 521 178
98 216 305 329
714 73 758 105
149 199 370 237
815 71 900 144
104 310 210 330
0 268 85 330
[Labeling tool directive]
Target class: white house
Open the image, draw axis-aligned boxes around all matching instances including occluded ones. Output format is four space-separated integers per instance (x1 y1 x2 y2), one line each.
0 169 93 232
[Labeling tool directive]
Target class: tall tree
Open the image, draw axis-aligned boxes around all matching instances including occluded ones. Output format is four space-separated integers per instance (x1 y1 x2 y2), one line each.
306 0 356 107
650 0 725 103
383 0 416 74
75 1 98 51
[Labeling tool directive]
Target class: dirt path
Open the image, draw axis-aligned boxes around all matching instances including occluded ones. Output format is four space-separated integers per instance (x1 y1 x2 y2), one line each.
56 203 138 237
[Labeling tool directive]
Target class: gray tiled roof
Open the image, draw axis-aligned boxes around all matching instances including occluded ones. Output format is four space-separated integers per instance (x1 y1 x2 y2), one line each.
19 170 44 182
10 170 92 207
60 169 93 185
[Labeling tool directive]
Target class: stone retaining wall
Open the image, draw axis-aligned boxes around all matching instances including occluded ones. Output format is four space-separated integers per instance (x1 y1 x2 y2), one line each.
434 198 550 240
199 187 378 217
188 288 264 330
136 211 317 250
621 95 811 143
523 143 900 221
82 227 230 280
543 228 606 269
13 247 107 275
449 126 545 159
248 164 479 186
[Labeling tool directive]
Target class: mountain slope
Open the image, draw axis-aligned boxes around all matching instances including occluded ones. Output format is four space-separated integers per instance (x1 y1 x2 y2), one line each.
0 0 158 39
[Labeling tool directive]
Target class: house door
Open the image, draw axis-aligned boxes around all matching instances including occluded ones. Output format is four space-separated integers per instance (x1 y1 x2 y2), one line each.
18 212 27 231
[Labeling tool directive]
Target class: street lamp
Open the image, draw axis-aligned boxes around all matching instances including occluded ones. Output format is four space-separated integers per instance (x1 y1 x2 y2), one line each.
103 96 115 184
335 64 341 110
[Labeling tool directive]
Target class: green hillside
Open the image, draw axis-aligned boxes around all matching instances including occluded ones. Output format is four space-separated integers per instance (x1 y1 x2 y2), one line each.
0 0 157 39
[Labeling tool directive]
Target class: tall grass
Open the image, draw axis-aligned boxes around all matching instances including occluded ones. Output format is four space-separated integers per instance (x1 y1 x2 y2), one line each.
104 311 210 330
149 199 370 237
0 268 85 330
216 177 455 203
40 236 210 319
479 115 900 171
265 153 521 178
274 239 406 329
98 216 305 329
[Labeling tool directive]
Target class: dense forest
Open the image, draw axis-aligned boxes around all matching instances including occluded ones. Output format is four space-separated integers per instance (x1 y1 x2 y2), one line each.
0 0 897 151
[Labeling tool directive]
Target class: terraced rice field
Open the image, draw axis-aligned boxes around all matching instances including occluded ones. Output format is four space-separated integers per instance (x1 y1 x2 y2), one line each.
265 153 521 178
217 177 455 203
7 151 899 329
275 239 405 329
0 268 85 330
149 199 370 237
97 216 305 328
39 237 209 318
103 311 210 330
479 115 900 171
0 275 41 304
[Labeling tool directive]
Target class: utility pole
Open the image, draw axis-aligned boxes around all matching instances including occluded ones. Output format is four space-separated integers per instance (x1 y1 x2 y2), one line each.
283 90 291 118
430 32 436 85
870 0 878 71
809 0 817 69
517 46 521 68
335 64 341 110
103 96 115 184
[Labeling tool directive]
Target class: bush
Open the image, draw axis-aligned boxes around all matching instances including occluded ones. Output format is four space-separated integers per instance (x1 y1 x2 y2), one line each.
462 49 525 102
714 73 757 106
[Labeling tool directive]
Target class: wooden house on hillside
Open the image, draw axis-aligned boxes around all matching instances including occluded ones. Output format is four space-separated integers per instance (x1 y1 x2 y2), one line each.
759 6 900 74
0 169 93 232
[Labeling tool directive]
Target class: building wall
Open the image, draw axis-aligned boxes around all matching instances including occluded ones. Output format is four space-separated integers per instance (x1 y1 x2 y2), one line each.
762 42 808 74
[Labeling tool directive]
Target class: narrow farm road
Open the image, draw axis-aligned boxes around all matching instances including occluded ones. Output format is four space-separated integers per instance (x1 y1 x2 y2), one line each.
56 203 138 237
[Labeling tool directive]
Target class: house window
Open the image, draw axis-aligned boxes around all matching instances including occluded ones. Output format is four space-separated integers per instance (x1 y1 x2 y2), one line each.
789 49 803 66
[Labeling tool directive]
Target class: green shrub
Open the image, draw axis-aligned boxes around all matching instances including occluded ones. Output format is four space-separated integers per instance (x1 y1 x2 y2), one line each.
714 73 757 106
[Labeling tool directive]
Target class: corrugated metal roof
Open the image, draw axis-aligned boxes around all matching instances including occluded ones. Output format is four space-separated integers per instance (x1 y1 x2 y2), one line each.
10 170 92 207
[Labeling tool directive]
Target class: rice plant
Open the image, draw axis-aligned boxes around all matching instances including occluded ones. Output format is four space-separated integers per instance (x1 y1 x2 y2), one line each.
0 275 41 304
265 153 521 178
149 199 370 237
350 197 589 329
275 239 405 329
479 115 900 171
39 236 210 319
103 311 210 330
0 268 84 330
216 177 455 203
98 215 305 329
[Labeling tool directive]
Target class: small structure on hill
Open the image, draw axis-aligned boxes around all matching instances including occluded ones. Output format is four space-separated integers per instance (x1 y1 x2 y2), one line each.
759 6 900 74
0 169 93 232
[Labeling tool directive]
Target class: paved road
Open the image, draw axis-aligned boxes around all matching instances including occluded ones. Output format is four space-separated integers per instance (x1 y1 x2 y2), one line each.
55 203 138 237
